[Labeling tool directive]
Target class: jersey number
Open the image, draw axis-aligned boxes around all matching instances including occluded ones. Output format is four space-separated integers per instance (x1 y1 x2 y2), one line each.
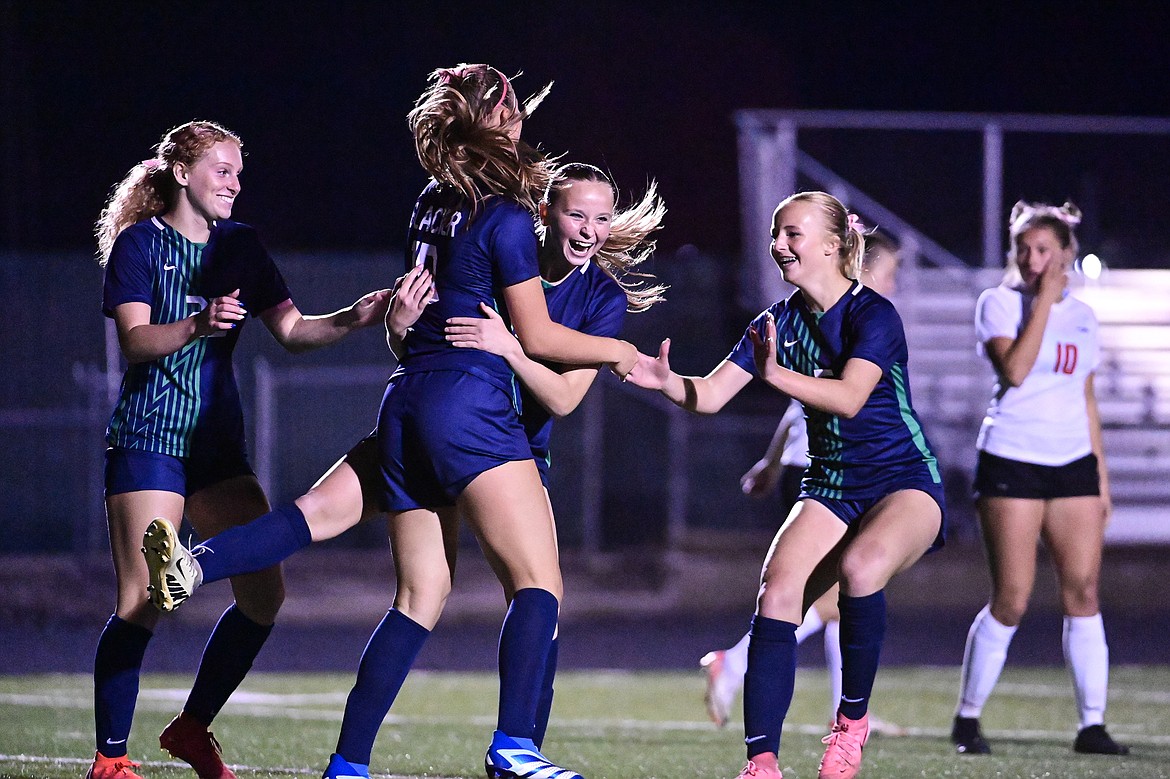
1054 342 1077 374
410 241 440 302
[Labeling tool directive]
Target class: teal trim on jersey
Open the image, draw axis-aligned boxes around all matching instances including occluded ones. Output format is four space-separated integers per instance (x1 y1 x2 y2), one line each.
107 225 210 457
827 416 844 489
487 295 523 413
890 362 941 483
785 314 821 377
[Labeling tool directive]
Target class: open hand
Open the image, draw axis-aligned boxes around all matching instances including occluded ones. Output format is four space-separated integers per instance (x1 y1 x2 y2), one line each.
622 338 672 389
350 288 393 329
748 312 778 379
445 302 520 358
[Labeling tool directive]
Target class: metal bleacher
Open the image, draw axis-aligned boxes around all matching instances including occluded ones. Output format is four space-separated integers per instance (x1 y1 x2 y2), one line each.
899 268 1170 540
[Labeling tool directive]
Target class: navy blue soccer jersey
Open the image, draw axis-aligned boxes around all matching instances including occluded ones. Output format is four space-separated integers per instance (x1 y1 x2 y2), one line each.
397 181 541 400
523 262 627 477
102 217 290 457
727 281 940 500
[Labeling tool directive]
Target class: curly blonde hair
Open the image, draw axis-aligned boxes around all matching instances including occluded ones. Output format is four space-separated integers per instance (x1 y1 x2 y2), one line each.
94 120 241 265
539 163 667 313
408 64 556 214
1004 199 1081 287
773 191 865 279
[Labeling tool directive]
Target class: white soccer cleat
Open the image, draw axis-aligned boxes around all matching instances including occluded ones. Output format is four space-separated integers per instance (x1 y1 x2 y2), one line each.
142 517 203 612
701 649 742 728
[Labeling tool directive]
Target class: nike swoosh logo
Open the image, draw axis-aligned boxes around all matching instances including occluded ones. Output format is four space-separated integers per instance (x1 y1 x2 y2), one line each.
105 738 127 745
842 696 865 703
783 339 798 348
745 734 768 743
163 264 177 271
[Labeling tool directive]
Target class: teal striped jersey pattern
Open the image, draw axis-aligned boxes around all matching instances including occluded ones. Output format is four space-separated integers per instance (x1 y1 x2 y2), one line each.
727 281 940 500
102 217 290 457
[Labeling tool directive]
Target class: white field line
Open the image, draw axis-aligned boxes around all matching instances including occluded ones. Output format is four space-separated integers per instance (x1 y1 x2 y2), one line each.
2 691 1169 747
884 678 1170 706
0 753 437 779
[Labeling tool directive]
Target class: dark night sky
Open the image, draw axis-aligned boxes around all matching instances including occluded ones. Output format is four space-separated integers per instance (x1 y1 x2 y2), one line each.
4 1 1169 263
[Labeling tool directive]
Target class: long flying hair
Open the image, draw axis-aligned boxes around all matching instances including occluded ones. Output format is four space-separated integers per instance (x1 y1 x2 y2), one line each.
408 64 556 214
541 163 667 313
94 120 241 265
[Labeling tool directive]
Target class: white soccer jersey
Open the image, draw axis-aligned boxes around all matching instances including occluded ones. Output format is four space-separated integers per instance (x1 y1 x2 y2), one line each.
974 284 1099 465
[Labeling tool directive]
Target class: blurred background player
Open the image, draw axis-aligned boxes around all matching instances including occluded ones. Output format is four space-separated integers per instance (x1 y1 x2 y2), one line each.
701 233 906 737
951 201 1127 757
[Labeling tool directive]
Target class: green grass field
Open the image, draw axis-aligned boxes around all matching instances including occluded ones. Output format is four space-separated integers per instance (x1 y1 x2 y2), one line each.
1 666 1167 779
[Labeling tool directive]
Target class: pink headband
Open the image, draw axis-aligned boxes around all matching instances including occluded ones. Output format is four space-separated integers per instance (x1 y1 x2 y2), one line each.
846 213 864 233
492 69 510 111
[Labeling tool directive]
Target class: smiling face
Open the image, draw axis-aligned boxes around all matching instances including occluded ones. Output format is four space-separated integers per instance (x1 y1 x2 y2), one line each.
769 199 839 286
541 179 615 277
1014 224 1070 290
176 140 243 226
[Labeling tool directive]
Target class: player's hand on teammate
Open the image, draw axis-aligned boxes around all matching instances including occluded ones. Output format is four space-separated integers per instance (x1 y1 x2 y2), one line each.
194 288 245 337
741 457 782 497
612 340 639 381
445 302 522 359
386 265 434 339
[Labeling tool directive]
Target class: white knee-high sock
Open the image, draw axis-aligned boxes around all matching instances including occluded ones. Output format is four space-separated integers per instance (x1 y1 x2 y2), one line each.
823 618 842 723
795 603 827 644
956 604 1017 718
1063 613 1109 729
724 630 751 679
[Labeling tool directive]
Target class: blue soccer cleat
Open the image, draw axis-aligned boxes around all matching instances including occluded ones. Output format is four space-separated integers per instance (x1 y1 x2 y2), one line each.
322 753 370 779
484 730 583 779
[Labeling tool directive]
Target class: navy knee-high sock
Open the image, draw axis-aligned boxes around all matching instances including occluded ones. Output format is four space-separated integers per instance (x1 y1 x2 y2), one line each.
837 591 887 721
742 615 798 758
336 609 430 765
184 605 273 724
497 588 558 739
94 615 152 757
533 634 559 749
194 504 311 584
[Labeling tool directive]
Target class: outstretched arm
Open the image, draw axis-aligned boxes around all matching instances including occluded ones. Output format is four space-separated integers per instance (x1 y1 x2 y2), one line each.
624 337 753 414
502 278 638 378
751 313 881 418
261 288 392 354
447 302 599 418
